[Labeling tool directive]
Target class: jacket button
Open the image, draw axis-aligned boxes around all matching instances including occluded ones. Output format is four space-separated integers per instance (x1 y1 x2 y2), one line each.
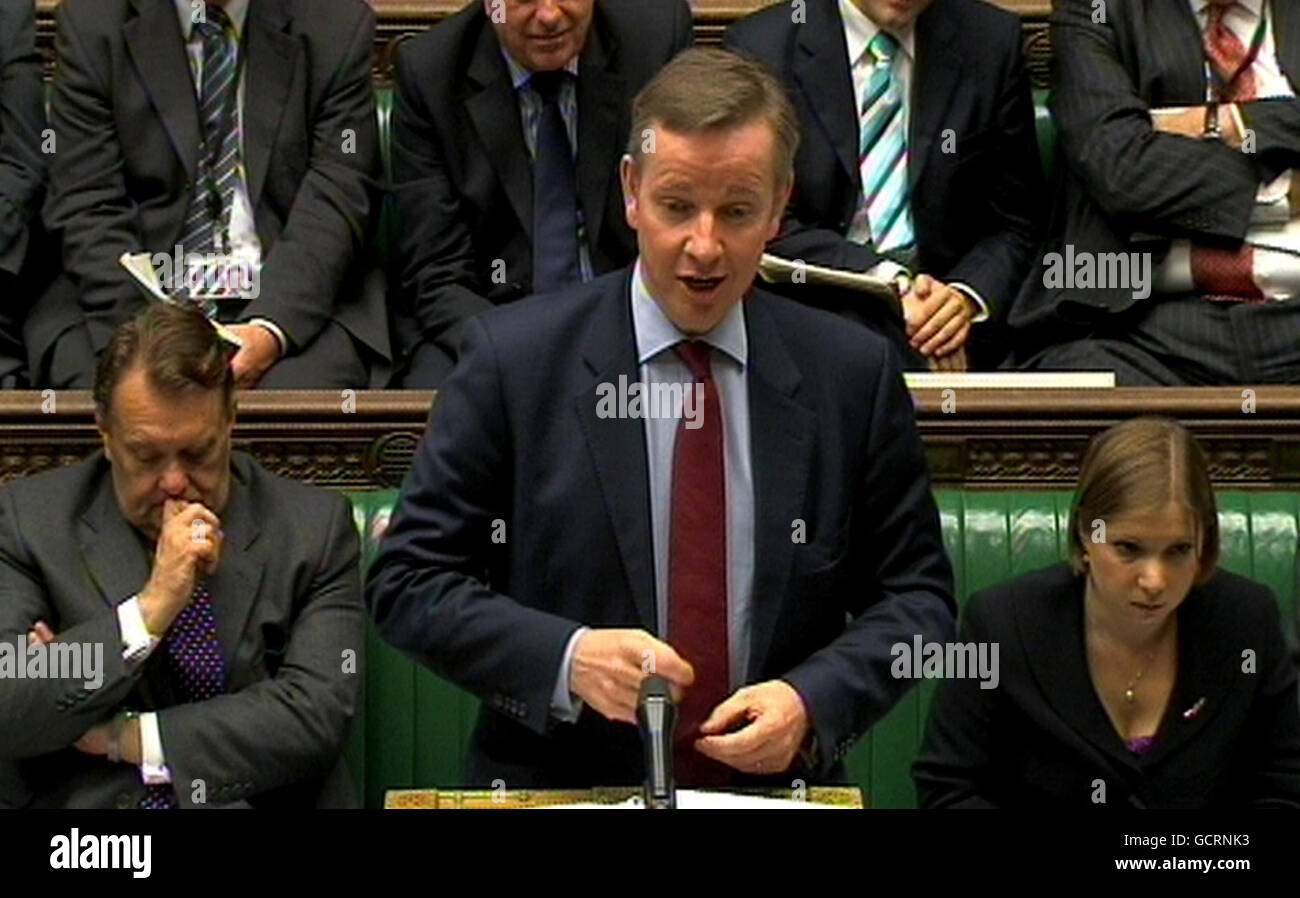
115 792 135 809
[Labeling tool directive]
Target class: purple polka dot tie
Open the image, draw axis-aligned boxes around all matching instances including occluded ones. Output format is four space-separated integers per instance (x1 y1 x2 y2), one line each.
140 580 227 809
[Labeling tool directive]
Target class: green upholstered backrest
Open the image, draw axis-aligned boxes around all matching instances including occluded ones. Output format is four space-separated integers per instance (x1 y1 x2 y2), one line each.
342 488 1300 808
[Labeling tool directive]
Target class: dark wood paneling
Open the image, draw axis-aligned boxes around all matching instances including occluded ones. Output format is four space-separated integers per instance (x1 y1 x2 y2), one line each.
6 388 1300 492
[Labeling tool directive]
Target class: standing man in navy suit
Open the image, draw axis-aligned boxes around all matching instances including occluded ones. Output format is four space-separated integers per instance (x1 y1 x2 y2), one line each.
725 0 1043 369
366 48 954 788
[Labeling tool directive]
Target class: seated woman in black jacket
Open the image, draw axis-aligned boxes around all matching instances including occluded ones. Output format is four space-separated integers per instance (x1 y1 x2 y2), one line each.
914 416 1300 808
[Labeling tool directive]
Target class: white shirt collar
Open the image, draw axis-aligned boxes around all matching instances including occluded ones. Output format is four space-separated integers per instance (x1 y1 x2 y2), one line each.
502 51 581 91
176 0 250 41
630 260 747 368
1192 0 1263 19
838 0 915 66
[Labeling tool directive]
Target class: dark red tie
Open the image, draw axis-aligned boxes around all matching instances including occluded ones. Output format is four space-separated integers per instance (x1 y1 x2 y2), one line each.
1192 1 1264 302
668 341 732 786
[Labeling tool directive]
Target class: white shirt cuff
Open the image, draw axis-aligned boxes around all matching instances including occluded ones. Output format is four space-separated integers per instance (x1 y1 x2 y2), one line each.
117 596 160 665
550 626 588 724
245 317 288 356
949 282 991 323
139 712 171 785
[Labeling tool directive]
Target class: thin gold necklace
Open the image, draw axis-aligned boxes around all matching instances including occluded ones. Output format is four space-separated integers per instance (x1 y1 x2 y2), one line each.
1123 650 1156 703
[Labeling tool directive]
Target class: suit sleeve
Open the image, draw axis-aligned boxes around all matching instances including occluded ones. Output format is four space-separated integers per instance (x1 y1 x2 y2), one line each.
0 0 46 275
940 23 1043 318
911 590 1002 808
390 42 494 347
241 4 380 352
155 494 364 807
43 4 147 352
780 345 956 776
0 487 145 759
364 316 583 737
1051 0 1258 241
1240 588 1300 808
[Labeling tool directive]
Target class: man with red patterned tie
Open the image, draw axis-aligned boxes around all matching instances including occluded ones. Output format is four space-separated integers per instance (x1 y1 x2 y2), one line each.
1011 0 1300 384
366 48 954 789
0 303 363 808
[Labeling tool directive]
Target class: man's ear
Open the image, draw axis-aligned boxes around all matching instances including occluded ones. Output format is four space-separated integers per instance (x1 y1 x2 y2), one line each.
767 176 793 241
619 154 640 229
93 409 114 460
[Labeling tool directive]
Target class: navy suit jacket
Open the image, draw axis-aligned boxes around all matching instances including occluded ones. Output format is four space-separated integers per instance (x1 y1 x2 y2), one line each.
725 0 1043 363
365 267 956 788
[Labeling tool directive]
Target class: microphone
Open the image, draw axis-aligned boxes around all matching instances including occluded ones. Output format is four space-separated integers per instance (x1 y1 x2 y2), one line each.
636 675 677 809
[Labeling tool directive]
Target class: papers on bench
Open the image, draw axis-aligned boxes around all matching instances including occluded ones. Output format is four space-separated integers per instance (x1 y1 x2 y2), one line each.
903 371 1116 389
545 789 843 809
758 253 902 318
119 252 244 350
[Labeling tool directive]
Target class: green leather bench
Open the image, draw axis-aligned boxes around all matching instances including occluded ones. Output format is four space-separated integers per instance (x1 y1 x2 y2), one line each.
342 488 1300 808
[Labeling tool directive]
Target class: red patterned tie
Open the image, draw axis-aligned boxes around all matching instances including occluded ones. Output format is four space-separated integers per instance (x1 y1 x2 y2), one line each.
668 341 732 786
1192 0 1264 301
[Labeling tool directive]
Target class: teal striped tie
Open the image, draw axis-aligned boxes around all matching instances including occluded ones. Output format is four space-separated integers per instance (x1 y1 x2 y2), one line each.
179 5 240 258
852 31 914 253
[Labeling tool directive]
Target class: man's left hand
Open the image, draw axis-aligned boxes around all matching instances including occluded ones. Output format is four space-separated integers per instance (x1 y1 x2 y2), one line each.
694 680 809 775
74 715 142 766
1151 104 1243 146
225 324 282 389
903 274 973 358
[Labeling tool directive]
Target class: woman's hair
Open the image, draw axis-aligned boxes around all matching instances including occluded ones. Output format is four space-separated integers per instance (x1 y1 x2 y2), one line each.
1068 416 1219 583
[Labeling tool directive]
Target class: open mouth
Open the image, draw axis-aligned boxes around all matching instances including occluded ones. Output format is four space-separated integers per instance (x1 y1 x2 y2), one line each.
680 275 725 295
1131 601 1163 613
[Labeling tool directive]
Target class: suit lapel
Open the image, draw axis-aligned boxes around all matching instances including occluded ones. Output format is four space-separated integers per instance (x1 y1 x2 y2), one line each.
573 273 656 630
908 3 961 187
742 294 814 681
795 0 860 187
243 0 296 208
206 454 266 671
466 24 534 239
1014 572 1142 771
78 458 153 611
575 20 623 258
124 0 201 179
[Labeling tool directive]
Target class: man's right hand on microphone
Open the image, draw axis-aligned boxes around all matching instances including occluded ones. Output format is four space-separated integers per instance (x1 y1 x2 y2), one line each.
137 498 224 635
570 629 694 724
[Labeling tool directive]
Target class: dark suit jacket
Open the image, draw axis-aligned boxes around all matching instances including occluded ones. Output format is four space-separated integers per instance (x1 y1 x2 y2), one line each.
1007 0 1300 348
35 0 389 370
389 0 692 359
0 0 45 281
365 267 956 788
725 0 1043 359
0 450 364 808
914 563 1300 808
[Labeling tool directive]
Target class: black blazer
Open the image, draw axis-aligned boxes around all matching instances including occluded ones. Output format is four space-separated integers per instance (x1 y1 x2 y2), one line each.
724 0 1043 351
365 268 956 788
1007 0 1300 347
914 563 1300 808
0 451 364 808
35 0 389 368
0 0 45 282
389 0 692 357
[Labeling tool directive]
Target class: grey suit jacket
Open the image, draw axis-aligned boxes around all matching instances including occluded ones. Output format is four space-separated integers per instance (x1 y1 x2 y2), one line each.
34 0 389 372
0 0 45 279
0 450 363 808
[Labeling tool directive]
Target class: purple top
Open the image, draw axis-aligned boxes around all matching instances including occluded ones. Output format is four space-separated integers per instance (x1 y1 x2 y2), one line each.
1125 735 1156 756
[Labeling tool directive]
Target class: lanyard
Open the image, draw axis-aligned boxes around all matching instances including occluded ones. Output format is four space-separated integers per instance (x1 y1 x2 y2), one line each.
1204 2 1269 101
196 24 248 254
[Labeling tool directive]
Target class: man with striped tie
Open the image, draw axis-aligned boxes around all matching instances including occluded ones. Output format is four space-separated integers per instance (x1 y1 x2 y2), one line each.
1012 0 1300 385
726 0 1043 369
30 0 390 389
0 302 364 808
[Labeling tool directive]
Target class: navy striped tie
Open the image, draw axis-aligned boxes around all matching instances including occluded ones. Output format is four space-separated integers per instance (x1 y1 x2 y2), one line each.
178 5 240 259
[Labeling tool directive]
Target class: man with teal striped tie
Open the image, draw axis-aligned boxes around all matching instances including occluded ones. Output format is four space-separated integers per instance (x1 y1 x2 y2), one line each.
726 0 1043 369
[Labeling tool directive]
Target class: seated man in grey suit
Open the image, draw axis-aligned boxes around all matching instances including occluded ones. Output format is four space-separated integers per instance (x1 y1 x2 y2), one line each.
0 0 48 387
0 303 363 808
33 0 389 389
